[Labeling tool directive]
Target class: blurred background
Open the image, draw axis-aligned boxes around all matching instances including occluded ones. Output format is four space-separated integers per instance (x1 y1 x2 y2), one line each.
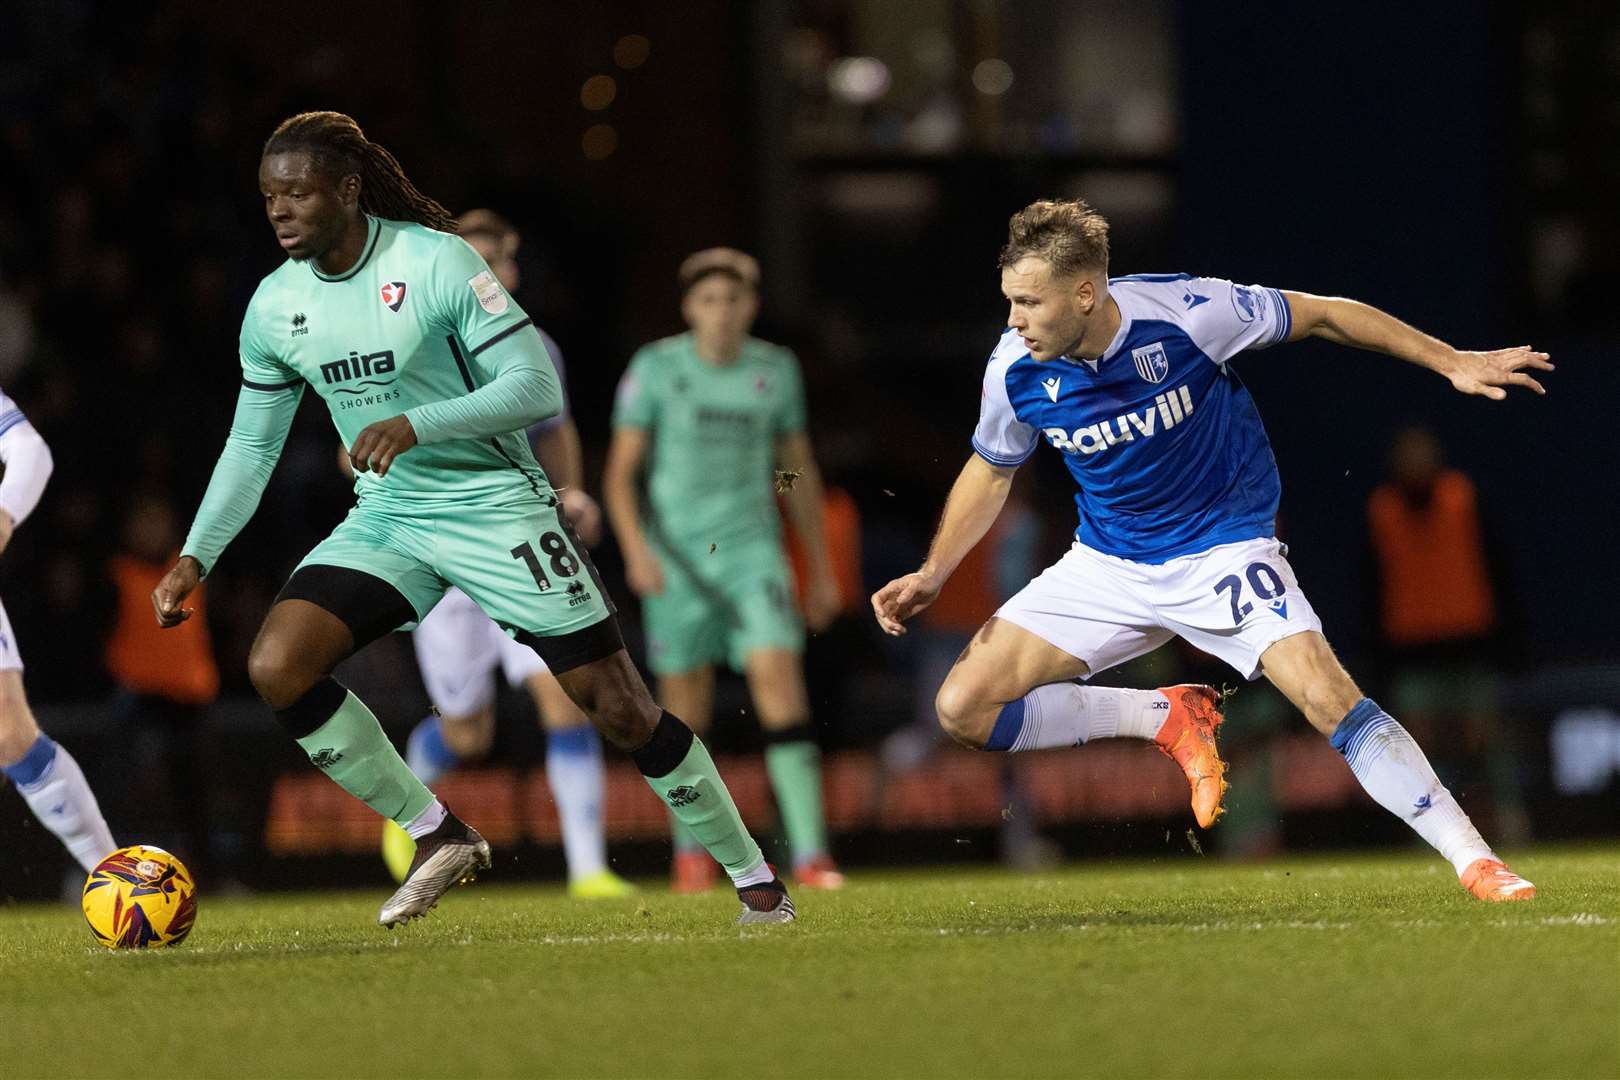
1 0 1615 898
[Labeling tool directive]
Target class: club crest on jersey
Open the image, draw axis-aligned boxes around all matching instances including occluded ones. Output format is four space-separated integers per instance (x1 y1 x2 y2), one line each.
468 270 509 315
1230 284 1267 324
1131 342 1169 384
379 281 407 312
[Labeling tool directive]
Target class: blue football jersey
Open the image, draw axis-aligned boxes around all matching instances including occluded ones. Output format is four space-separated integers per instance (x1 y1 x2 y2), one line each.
972 275 1293 563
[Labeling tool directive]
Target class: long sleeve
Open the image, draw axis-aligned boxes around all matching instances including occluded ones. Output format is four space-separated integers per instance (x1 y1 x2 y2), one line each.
0 419 53 527
181 383 303 574
405 325 561 444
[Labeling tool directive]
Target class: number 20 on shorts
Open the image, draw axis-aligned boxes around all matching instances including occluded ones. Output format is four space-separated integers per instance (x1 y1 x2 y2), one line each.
1213 562 1287 624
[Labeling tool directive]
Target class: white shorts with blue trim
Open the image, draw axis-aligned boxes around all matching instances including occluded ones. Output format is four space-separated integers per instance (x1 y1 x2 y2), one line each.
412 586 548 717
995 537 1322 680
0 598 22 672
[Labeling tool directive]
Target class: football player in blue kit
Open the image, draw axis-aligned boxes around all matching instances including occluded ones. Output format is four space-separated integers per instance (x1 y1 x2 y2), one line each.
872 199 1550 902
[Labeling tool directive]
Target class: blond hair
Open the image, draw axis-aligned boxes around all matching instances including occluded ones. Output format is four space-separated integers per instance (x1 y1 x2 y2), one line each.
998 199 1110 277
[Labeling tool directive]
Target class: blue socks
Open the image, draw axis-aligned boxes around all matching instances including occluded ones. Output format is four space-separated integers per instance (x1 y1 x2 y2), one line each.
4 734 117 873
546 725 609 880
2 732 58 785
1330 698 1492 875
406 716 460 786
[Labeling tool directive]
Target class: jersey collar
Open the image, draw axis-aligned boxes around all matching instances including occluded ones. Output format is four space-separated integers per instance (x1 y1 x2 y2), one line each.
1058 294 1131 371
310 215 381 283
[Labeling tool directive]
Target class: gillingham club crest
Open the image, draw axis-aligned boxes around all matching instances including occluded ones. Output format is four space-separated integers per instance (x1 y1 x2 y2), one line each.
1131 341 1170 384
380 281 408 312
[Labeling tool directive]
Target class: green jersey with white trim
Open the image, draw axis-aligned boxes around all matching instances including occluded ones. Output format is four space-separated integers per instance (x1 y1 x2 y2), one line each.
612 332 806 548
180 216 563 573
241 215 556 510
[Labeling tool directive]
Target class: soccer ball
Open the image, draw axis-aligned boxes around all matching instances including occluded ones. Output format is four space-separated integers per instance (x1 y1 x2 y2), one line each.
81 845 198 949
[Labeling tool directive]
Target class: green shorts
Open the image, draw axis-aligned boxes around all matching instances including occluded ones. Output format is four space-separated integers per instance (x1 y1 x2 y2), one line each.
642 532 803 675
294 496 614 639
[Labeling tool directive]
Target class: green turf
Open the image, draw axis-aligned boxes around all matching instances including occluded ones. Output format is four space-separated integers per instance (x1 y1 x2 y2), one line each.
2 846 1616 1079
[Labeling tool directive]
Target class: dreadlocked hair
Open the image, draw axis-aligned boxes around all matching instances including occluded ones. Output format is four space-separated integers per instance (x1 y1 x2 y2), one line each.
263 111 456 231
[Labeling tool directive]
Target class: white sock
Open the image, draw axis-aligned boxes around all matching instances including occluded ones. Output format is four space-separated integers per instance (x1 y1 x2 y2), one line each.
1332 699 1494 876
984 684 1171 751
545 727 608 880
9 737 117 873
403 799 447 840
730 855 775 888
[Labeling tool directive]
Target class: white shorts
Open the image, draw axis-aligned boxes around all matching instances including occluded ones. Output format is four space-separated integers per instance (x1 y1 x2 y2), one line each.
0 598 21 671
412 587 549 716
996 537 1322 680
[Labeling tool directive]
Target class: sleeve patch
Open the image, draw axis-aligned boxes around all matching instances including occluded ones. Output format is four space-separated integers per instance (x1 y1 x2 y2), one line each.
468 270 510 315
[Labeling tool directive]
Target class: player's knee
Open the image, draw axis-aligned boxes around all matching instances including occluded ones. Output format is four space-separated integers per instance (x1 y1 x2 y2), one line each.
439 708 495 760
247 638 321 712
0 703 40 766
580 679 660 751
934 680 991 749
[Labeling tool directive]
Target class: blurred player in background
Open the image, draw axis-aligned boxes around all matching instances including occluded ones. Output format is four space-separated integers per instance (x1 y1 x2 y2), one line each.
0 390 117 873
873 199 1550 902
386 209 632 899
605 248 846 892
154 112 794 927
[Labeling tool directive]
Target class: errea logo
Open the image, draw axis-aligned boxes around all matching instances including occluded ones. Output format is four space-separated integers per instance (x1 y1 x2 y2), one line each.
1043 384 1196 456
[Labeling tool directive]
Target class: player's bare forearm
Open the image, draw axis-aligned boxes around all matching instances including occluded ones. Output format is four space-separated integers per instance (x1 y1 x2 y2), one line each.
871 454 1014 636
1282 291 1553 401
921 454 1016 583
777 433 835 579
602 428 651 557
531 420 585 492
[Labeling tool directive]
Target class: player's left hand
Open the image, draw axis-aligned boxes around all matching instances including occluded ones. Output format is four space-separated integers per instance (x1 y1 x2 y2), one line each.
559 489 603 547
0 510 13 558
349 415 418 477
1443 346 1553 400
804 572 843 633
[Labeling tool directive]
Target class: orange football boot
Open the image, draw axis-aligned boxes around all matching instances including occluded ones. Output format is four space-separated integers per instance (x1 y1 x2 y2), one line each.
1460 858 1537 902
1152 684 1229 829
672 850 718 894
793 854 847 891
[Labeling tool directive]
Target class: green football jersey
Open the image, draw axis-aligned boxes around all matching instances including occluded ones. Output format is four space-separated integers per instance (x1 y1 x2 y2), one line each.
612 332 806 548
239 215 555 511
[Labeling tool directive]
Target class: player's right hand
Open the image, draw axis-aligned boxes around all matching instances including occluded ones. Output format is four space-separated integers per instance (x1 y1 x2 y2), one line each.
871 570 942 637
151 556 202 628
625 550 664 597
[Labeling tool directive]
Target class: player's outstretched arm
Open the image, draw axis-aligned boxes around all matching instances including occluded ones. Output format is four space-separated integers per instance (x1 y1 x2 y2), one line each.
871 454 1016 636
1280 291 1553 400
158 383 302 627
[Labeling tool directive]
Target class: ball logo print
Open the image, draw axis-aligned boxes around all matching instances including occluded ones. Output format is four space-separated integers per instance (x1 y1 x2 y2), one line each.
81 845 198 949
379 281 407 311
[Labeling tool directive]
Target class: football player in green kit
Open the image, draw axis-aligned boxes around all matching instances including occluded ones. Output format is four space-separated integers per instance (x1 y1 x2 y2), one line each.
604 248 846 893
151 112 794 927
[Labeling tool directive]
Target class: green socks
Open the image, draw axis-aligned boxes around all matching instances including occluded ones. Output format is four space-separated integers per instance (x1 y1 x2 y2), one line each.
293 688 436 827
633 712 766 882
669 813 705 855
765 729 829 864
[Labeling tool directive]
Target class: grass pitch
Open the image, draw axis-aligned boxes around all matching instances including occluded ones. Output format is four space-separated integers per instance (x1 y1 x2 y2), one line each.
2 846 1615 1079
